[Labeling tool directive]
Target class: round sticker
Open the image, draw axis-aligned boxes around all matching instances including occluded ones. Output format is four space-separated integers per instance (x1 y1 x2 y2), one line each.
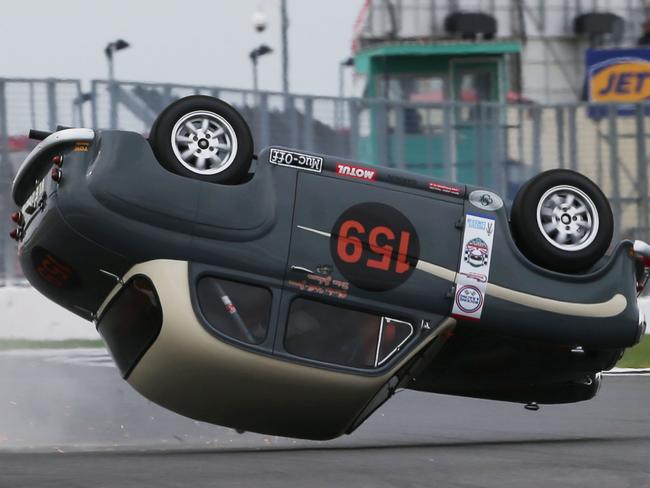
469 190 503 211
330 203 420 292
455 285 484 314
464 237 489 268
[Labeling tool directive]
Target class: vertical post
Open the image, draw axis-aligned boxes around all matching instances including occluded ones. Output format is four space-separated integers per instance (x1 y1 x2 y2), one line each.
596 120 603 186
259 92 270 150
252 57 259 95
288 95 299 148
349 99 359 160
430 0 438 36
425 108 434 175
555 106 565 169
109 82 118 129
608 105 622 240
531 106 542 175
394 102 406 170
491 103 506 195
335 98 346 157
303 97 314 151
162 85 173 106
281 0 289 107
375 100 388 167
75 82 86 128
107 51 115 81
517 105 524 170
636 104 649 242
29 82 36 130
91 81 99 129
107 49 118 129
252 58 261 145
0 80 16 285
442 103 453 181
336 64 343 129
46 79 58 131
476 103 485 186
568 105 578 170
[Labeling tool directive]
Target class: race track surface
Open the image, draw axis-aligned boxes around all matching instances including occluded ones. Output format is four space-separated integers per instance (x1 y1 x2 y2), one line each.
0 350 649 487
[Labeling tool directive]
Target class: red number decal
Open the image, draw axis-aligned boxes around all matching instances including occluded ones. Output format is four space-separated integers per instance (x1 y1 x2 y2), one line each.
337 221 413 274
395 231 412 274
337 220 365 263
367 226 394 271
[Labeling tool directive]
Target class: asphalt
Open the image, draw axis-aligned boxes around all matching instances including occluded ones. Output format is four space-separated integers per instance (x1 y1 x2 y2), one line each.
0 350 649 487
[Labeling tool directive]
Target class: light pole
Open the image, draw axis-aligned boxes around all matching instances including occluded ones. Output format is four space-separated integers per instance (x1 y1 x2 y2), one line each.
105 39 130 83
104 39 130 129
252 2 289 107
280 0 289 103
250 44 274 96
337 57 354 128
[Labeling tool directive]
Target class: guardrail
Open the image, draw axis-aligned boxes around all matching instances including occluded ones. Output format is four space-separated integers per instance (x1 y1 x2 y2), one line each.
1 77 650 283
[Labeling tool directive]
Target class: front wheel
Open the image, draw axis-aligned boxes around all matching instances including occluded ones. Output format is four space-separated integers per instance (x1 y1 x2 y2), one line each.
149 96 253 184
510 169 613 273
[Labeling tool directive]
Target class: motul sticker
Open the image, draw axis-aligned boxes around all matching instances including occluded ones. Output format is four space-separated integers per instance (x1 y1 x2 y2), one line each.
336 163 376 181
452 214 495 321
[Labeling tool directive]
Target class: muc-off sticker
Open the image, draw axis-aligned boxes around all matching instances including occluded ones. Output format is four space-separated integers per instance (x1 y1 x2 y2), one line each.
330 202 420 292
452 214 495 321
269 148 323 173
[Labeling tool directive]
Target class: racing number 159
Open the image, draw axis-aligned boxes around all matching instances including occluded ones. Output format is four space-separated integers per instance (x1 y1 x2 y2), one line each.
336 220 412 273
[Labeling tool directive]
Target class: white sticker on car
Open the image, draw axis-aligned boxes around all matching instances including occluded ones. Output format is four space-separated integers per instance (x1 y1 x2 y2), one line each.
269 148 323 173
452 214 496 321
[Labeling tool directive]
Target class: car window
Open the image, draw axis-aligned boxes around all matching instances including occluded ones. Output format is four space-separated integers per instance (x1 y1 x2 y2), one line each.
285 298 414 369
97 276 163 377
197 277 272 345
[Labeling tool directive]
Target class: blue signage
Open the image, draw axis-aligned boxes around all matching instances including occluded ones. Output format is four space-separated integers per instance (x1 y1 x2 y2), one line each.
586 47 650 118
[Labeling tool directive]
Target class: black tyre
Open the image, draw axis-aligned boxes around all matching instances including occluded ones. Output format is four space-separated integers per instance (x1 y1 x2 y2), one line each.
149 96 253 184
510 169 613 273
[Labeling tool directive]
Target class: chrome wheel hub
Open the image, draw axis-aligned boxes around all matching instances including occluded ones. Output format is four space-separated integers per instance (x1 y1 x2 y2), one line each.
536 185 599 252
171 110 238 175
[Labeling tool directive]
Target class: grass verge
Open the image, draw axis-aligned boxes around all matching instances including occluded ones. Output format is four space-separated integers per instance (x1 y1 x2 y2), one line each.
0 339 104 351
617 335 650 368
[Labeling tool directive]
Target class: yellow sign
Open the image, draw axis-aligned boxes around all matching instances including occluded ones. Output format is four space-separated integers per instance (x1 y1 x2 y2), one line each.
590 60 650 103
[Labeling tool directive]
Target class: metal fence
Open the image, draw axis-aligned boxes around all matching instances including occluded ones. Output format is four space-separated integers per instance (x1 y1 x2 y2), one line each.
2 77 650 284
0 78 84 285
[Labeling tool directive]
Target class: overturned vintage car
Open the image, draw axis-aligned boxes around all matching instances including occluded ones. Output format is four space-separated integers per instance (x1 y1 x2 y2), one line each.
9 96 649 440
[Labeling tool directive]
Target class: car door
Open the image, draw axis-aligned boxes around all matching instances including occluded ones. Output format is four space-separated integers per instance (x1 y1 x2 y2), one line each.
274 168 464 372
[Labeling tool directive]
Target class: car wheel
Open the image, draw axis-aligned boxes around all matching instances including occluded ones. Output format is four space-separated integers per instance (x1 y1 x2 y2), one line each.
149 95 253 184
510 169 613 273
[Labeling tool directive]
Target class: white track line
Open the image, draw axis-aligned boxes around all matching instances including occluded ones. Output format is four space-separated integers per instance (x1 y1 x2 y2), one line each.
0 348 114 368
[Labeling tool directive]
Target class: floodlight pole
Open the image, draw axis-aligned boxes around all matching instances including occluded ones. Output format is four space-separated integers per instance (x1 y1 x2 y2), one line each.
337 57 354 128
105 40 130 129
281 0 289 105
252 56 259 95
250 45 273 102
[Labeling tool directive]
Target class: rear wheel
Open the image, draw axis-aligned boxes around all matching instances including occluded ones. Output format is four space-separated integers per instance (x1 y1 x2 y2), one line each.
149 96 253 184
510 169 613 273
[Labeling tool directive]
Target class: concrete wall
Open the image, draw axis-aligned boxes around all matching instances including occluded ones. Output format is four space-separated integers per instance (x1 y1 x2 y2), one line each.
0 286 99 340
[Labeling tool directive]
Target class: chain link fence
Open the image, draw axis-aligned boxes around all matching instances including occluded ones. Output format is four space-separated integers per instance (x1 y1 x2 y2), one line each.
2 77 650 283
